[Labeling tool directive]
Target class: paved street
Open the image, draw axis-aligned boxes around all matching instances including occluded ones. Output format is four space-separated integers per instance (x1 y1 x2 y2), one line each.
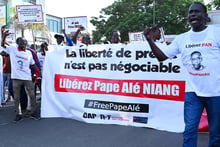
0 100 209 147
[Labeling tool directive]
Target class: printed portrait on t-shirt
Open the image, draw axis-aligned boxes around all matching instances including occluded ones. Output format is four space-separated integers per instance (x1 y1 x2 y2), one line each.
190 51 204 71
17 60 23 70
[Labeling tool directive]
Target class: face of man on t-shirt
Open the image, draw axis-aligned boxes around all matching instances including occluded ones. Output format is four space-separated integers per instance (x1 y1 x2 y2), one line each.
191 52 204 70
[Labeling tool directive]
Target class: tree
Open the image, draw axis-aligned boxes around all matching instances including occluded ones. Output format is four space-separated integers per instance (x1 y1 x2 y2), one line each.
211 0 220 9
91 0 153 43
90 0 203 43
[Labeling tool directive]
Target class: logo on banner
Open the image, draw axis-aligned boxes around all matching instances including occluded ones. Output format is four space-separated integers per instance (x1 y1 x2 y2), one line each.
133 116 148 124
100 114 111 120
83 112 130 122
84 99 149 113
83 112 97 119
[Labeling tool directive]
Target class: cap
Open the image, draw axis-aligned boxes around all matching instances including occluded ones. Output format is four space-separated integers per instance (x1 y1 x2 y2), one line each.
54 34 64 40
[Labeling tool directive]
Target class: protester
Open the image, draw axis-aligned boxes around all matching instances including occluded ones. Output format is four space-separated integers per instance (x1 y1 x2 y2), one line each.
10 39 41 115
111 30 121 44
37 42 48 72
1 25 12 105
145 2 220 147
1 32 40 122
82 34 91 46
54 34 65 46
37 42 48 94
2 54 13 103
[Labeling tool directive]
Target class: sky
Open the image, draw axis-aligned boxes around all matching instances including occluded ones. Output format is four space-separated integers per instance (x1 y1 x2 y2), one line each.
45 0 116 34
45 0 212 34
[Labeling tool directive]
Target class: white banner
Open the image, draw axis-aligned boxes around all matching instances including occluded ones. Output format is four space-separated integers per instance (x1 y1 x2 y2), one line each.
16 5 44 23
64 16 87 35
41 43 187 132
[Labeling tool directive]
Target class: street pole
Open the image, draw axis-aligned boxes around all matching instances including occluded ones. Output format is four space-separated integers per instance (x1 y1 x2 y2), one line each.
153 0 155 26
6 0 10 28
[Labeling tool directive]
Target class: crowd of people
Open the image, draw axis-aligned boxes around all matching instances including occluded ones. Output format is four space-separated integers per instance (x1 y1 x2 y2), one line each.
0 24 111 119
0 2 219 146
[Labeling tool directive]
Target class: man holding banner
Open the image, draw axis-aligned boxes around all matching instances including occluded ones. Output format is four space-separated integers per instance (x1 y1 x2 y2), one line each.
145 2 220 147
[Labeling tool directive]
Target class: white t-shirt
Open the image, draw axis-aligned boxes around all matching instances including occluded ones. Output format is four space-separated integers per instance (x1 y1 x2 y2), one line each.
163 25 220 97
1 46 35 80
37 52 45 73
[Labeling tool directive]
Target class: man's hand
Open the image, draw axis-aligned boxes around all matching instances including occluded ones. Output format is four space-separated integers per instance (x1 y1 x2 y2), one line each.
62 29 65 34
143 27 153 41
3 30 10 37
62 29 67 37
1 25 6 33
79 25 85 31
1 30 10 47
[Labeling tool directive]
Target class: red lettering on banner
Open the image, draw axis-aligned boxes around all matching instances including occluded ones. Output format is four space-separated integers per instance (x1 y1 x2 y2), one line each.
202 43 212 47
54 74 185 102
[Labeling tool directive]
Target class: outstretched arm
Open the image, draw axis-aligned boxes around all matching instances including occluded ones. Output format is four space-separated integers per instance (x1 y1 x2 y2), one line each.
62 29 73 46
1 25 10 46
1 30 10 48
71 25 85 44
147 38 168 61
62 29 67 38
144 28 168 62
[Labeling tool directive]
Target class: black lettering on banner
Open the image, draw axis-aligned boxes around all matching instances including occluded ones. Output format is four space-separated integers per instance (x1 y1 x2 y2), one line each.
83 112 96 119
84 99 149 113
116 48 131 58
135 50 156 60
110 62 180 73
63 47 181 74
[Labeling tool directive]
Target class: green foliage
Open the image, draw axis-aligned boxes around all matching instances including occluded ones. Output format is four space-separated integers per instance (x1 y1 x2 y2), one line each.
210 0 220 9
90 0 204 43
